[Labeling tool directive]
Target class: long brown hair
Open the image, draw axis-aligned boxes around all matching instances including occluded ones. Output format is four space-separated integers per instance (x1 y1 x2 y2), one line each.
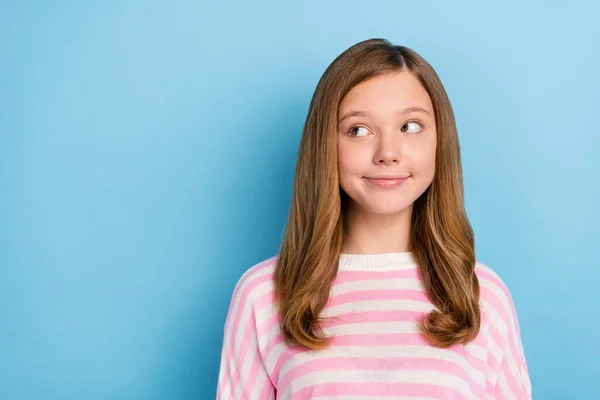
273 38 480 350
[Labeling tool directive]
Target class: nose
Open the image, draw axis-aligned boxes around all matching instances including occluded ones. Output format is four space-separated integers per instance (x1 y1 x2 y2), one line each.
373 133 401 165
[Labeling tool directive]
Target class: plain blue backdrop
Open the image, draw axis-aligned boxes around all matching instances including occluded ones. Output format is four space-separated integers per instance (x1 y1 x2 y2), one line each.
1 1 599 399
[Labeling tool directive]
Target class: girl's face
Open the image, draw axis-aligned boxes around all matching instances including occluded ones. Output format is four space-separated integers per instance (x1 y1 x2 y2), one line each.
337 71 437 217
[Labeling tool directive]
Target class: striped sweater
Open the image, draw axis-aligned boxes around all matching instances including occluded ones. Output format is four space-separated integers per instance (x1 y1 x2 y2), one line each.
217 252 531 399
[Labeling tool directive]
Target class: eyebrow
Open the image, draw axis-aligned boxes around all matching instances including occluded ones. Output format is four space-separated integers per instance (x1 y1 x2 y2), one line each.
337 106 432 127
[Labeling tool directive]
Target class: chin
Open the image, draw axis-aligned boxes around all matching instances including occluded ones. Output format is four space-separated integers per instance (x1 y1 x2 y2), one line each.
356 200 413 216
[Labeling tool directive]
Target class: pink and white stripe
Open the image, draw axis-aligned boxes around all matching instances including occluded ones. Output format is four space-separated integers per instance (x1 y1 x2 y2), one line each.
217 253 531 399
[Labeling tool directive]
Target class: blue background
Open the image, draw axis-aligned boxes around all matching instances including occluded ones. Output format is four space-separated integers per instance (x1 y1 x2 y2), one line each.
1 1 598 398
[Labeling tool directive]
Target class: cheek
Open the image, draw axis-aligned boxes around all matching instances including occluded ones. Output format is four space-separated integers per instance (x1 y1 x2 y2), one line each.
337 142 364 190
413 149 436 172
337 142 356 175
408 137 436 175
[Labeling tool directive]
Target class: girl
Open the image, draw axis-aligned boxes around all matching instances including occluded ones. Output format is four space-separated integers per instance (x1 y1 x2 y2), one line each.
217 38 531 399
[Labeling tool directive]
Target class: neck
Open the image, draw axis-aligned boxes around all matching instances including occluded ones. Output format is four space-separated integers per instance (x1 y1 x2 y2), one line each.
341 201 413 254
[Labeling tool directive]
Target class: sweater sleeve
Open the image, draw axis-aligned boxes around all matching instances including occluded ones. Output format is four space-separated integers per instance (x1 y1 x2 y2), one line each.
492 285 532 399
216 268 276 400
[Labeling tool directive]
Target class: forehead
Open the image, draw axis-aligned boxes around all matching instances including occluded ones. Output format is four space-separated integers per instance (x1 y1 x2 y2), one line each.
338 71 434 115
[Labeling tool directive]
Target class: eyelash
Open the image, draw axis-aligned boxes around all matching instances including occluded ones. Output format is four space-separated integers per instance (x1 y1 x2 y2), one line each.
346 119 427 137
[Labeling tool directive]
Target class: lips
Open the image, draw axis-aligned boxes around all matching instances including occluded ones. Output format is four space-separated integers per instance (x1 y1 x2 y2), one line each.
366 176 410 180
364 176 410 189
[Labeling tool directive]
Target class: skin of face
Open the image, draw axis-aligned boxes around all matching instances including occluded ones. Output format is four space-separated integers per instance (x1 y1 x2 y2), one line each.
337 70 437 221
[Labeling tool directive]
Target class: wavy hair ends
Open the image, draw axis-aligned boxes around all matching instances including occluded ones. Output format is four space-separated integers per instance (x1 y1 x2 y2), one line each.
273 38 480 351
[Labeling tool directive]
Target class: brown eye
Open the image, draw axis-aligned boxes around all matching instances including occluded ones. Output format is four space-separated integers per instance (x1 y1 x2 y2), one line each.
401 121 422 133
349 126 369 137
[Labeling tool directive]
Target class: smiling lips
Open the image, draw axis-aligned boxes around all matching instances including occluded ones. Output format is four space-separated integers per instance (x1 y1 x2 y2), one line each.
364 176 410 189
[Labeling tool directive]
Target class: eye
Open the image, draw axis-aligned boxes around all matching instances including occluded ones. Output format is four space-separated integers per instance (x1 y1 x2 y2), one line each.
347 125 370 137
401 121 423 133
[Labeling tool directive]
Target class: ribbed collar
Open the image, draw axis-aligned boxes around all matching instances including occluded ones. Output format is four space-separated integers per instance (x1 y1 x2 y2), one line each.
338 252 415 271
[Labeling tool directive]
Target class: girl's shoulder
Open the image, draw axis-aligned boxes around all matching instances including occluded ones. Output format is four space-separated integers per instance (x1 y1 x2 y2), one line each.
228 255 279 308
474 260 522 330
474 260 515 302
238 254 279 284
